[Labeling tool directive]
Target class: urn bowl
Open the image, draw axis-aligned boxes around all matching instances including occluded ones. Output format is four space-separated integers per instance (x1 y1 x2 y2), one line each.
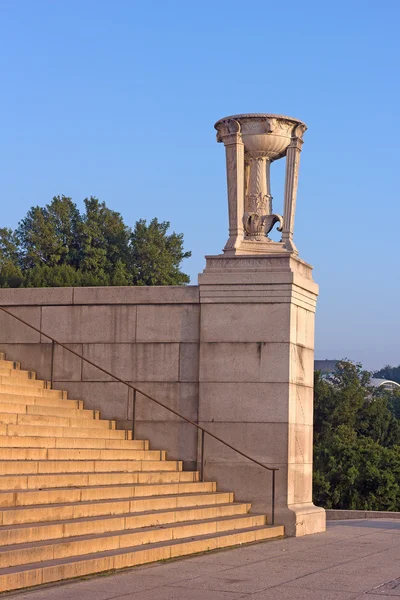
214 113 307 161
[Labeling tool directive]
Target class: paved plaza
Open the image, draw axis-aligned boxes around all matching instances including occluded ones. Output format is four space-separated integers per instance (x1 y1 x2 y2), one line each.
5 519 400 599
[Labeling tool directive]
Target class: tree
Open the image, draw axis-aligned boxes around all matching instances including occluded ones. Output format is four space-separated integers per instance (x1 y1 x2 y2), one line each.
0 196 191 287
0 228 23 287
374 365 400 384
129 218 191 286
78 197 131 282
313 360 400 510
16 196 81 269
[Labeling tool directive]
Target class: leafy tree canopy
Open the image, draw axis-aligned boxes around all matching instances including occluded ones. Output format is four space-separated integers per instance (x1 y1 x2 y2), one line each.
0 196 191 287
374 364 400 384
314 360 400 511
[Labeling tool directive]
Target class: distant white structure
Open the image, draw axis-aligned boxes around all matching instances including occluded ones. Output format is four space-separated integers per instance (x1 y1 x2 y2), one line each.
369 378 400 392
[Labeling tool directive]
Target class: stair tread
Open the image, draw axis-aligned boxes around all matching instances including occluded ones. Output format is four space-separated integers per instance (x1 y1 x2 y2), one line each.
0 480 205 492
0 350 283 593
0 514 264 552
0 502 247 529
0 525 281 575
0 491 228 512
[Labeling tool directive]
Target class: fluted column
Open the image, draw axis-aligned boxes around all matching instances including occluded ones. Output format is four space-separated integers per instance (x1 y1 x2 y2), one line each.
282 128 305 254
244 154 272 240
217 121 245 253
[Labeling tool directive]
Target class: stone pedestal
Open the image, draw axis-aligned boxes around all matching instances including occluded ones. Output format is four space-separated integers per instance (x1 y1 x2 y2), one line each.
198 253 326 536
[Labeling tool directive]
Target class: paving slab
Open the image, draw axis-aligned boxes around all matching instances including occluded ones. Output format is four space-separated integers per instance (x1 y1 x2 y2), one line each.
4 520 400 600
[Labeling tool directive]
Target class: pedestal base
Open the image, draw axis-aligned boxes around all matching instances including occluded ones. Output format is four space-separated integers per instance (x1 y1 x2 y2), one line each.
277 504 326 537
198 252 325 537
223 239 288 256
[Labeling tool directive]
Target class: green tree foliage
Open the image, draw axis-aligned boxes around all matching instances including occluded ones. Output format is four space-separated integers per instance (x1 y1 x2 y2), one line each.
313 360 400 510
0 228 24 287
0 196 191 287
129 219 191 286
374 365 400 384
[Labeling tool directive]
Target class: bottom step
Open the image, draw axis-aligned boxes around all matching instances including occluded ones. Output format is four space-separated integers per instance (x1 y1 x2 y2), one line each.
0 525 284 592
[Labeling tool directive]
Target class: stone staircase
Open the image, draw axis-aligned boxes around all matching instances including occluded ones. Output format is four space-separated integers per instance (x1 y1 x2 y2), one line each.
0 351 283 592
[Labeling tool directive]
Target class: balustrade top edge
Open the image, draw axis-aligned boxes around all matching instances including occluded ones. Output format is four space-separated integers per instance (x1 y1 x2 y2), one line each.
0 285 200 306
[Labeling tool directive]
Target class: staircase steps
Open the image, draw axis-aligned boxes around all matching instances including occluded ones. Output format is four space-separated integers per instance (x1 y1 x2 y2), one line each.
0 350 284 592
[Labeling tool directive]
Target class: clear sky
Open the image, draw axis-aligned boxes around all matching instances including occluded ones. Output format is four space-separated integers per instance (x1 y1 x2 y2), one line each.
0 0 399 370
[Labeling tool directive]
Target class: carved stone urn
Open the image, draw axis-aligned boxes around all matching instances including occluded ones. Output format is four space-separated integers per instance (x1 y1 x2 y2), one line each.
214 114 307 255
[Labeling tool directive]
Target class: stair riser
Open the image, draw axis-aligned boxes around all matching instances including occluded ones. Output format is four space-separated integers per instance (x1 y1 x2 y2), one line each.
1 492 233 525
0 449 162 461
0 377 45 389
0 414 115 430
0 394 81 409
0 482 216 508
0 368 34 380
0 504 250 545
0 436 146 450
0 516 267 568
0 460 180 475
0 526 285 592
0 385 64 399
0 471 194 492
0 403 97 420
0 360 20 370
1 424 131 440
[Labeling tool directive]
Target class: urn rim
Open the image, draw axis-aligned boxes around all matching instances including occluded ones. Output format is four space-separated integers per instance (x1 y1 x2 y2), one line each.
214 113 307 130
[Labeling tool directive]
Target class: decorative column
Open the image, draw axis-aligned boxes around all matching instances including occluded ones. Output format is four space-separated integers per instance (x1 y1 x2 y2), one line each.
282 124 306 254
244 153 273 240
214 114 307 255
216 120 245 253
198 113 326 537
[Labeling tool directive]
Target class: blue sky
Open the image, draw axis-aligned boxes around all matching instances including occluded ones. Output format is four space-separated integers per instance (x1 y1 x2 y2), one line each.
0 0 399 370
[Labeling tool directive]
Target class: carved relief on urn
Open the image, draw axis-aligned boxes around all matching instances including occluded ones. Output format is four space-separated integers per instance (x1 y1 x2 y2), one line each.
215 114 307 255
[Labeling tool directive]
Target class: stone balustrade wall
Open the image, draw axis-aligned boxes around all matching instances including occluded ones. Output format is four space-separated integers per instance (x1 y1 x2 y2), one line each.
0 286 200 469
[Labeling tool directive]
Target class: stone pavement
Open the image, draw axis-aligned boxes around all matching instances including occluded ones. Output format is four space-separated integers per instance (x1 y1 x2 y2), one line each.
4 520 400 599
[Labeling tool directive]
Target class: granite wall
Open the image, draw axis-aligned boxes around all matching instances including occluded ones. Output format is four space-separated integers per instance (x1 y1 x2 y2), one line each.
0 286 200 469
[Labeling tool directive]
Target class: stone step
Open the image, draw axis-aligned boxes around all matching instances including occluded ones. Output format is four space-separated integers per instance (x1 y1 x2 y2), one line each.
0 436 146 450
0 423 131 440
0 359 20 370
0 481 216 508
0 376 47 389
0 384 65 399
0 514 268 568
0 502 251 545
0 470 197 492
0 491 235 526
0 525 284 592
0 448 163 461
0 402 99 420
0 368 35 380
0 458 180 476
0 392 83 409
0 413 116 430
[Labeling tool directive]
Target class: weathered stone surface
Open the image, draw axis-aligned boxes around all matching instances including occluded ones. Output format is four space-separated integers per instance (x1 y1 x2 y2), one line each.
127 382 198 423
201 303 291 342
73 286 199 305
0 344 52 381
0 288 74 306
81 343 180 382
199 382 290 423
0 307 40 343
41 306 137 343
200 342 290 383
53 344 82 381
55 382 130 421
136 305 199 343
198 250 324 537
179 343 199 382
